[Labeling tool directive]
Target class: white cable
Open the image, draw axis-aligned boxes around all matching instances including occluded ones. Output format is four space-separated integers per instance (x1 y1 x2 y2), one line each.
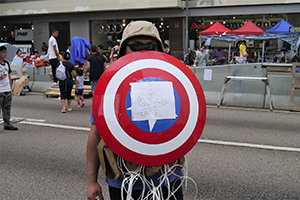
118 157 198 200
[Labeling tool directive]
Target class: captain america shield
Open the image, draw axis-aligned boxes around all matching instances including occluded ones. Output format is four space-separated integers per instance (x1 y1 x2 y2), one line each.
93 51 206 166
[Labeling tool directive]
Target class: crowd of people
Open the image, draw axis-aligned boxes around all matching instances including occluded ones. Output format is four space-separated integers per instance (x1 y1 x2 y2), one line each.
43 25 179 113
44 28 122 112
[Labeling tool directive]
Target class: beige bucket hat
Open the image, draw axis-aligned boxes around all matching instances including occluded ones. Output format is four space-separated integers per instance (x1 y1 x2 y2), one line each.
119 21 164 57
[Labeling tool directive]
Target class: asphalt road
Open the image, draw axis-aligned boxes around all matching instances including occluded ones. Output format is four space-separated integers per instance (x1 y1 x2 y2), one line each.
1 93 300 199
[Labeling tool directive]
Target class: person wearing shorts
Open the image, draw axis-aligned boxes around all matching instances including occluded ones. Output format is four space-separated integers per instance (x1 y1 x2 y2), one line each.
75 68 85 107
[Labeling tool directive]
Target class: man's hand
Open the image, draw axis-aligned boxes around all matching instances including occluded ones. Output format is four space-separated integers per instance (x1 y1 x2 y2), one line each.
0 74 7 80
87 182 103 200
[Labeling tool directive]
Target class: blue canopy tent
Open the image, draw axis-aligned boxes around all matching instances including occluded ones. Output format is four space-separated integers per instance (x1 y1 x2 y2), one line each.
265 19 300 52
265 19 293 34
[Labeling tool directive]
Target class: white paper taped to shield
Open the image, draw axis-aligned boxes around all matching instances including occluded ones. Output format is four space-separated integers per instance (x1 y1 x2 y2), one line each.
127 81 177 132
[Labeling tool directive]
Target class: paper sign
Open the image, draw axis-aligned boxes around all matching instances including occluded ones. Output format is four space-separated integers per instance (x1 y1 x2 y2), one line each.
204 68 212 81
129 81 176 121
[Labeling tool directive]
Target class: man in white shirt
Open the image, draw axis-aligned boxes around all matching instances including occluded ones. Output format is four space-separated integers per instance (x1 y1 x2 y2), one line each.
0 45 18 130
48 29 60 83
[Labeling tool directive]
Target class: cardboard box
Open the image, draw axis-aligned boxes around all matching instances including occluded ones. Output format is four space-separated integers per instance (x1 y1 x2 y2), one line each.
13 75 30 96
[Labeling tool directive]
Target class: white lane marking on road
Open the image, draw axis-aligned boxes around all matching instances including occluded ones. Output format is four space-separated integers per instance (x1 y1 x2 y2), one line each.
207 105 300 115
0 117 47 125
198 139 300 152
24 119 46 122
19 121 90 131
17 119 300 153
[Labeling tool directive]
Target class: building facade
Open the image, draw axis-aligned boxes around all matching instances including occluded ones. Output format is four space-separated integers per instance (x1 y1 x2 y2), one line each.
0 0 299 59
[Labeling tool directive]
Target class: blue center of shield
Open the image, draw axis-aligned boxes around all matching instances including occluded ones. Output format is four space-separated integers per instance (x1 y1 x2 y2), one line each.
125 77 180 133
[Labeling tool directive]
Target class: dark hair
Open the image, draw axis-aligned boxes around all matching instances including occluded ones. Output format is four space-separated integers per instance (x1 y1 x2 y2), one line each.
52 29 58 33
108 42 114 48
16 49 21 54
164 44 169 48
91 45 97 53
0 45 7 51
91 45 100 60
76 68 83 76
34 50 39 54
64 52 70 60
98 44 104 49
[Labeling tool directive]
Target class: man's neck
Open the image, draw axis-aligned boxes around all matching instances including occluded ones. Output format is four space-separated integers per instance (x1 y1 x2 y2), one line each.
0 58 4 64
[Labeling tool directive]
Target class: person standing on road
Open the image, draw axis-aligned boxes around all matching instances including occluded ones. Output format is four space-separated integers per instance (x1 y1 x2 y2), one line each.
48 29 60 85
97 44 110 69
0 45 18 130
97 44 108 63
194 45 209 67
75 68 85 107
86 21 184 200
84 45 105 94
59 52 76 113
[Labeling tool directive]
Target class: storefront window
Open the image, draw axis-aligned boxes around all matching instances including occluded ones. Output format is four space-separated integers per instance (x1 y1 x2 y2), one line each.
90 18 170 50
90 20 123 49
0 23 33 44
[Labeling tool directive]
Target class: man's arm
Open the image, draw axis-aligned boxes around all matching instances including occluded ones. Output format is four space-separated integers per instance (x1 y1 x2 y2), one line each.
193 58 198 66
103 55 108 62
85 61 90 79
53 44 60 61
86 123 103 200
8 74 13 94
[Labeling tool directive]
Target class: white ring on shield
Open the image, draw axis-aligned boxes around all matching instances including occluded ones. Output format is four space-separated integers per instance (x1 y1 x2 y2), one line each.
103 59 199 156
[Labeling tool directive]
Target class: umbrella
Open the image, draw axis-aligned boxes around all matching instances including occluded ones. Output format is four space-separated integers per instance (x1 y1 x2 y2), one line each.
0 43 18 63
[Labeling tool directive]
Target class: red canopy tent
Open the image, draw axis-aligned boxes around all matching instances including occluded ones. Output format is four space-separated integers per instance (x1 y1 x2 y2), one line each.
231 21 264 35
199 21 232 35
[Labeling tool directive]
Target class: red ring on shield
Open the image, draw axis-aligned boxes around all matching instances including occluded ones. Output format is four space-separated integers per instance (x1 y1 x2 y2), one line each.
93 51 206 166
116 68 189 144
